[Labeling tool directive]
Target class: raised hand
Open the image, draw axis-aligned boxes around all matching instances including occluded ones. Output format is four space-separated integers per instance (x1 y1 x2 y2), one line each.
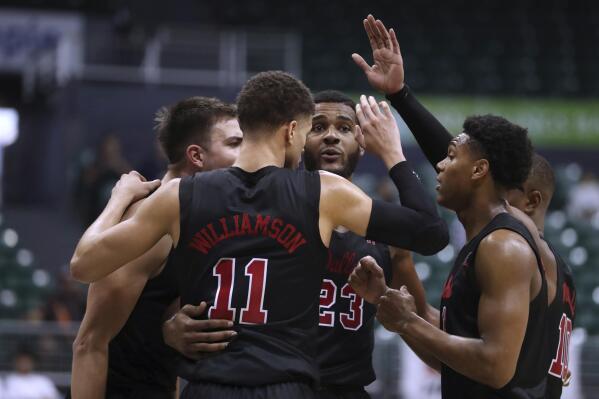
348 256 389 304
352 14 405 95
111 171 161 203
162 302 237 360
355 95 405 168
376 286 417 334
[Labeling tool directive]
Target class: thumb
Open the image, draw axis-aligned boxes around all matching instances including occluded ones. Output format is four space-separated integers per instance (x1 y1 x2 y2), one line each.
361 256 385 279
145 179 162 192
181 302 207 318
352 53 371 74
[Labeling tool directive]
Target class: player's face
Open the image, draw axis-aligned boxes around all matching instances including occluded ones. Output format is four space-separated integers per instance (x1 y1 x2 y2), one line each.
435 134 476 210
284 115 312 169
304 102 362 178
202 118 243 171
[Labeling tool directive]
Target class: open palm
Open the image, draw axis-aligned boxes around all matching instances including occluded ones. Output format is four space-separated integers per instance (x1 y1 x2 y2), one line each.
353 15 405 95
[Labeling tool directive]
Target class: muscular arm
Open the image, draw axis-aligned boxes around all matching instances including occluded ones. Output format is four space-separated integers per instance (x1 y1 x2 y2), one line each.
319 164 448 255
390 230 538 388
70 179 180 283
71 236 172 399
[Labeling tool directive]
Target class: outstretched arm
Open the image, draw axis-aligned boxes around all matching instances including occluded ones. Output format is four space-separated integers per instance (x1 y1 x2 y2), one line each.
354 14 453 169
70 174 180 283
319 96 448 255
376 230 538 388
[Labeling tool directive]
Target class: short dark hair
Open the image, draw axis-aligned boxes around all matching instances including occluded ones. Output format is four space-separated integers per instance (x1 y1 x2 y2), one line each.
528 153 555 199
313 90 356 110
237 71 314 134
155 97 236 164
463 114 533 189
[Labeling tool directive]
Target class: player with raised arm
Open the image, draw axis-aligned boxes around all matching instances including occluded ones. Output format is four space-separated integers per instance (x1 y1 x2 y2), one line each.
70 97 240 399
162 90 429 399
350 15 569 399
69 71 448 398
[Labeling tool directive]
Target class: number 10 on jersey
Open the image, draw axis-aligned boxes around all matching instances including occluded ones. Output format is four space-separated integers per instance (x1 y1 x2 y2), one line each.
208 258 269 324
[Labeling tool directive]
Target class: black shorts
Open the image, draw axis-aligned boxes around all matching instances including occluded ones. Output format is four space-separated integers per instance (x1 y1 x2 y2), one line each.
105 385 175 399
182 381 316 399
316 386 370 399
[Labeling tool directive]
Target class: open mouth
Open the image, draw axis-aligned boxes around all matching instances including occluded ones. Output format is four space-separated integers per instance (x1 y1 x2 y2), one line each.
320 148 342 162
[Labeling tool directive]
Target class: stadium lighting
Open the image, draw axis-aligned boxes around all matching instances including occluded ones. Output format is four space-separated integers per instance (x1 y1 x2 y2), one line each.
0 108 19 147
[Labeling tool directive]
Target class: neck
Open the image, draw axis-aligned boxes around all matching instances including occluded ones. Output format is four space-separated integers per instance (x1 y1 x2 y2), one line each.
233 136 285 171
531 212 545 235
456 191 507 241
165 162 195 181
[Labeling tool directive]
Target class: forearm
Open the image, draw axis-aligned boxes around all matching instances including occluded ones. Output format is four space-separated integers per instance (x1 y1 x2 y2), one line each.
402 333 442 372
387 85 453 168
403 314 505 388
71 336 108 399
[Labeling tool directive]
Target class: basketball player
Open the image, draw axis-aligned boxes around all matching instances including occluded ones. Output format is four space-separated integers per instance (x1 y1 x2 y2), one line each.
69 71 448 398
161 89 430 399
350 16 557 398
354 15 576 397
70 97 241 399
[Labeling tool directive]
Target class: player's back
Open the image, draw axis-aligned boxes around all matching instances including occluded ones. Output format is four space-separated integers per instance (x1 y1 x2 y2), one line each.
172 165 328 387
545 240 576 399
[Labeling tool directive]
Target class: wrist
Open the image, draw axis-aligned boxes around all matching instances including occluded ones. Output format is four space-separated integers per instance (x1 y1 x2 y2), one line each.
399 311 419 335
383 150 406 169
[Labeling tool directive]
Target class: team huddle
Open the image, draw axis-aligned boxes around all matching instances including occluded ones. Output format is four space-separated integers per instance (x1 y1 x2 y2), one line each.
68 15 576 399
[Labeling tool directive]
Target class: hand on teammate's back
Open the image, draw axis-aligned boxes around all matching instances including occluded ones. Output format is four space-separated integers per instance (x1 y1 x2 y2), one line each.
352 14 405 95
355 95 405 168
162 302 238 360
376 286 417 334
348 256 389 304
111 171 161 204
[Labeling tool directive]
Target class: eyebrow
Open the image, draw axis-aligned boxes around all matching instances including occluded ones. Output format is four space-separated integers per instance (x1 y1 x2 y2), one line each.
313 113 355 122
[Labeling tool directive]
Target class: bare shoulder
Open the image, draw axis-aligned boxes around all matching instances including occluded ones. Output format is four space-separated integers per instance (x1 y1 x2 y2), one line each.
476 229 537 285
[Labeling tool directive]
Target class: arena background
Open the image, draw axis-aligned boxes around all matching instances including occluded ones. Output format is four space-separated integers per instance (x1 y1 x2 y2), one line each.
0 1 598 397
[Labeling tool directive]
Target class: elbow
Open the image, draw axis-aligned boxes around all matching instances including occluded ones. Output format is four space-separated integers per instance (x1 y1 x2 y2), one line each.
480 355 516 390
72 329 109 358
414 219 449 256
70 253 95 284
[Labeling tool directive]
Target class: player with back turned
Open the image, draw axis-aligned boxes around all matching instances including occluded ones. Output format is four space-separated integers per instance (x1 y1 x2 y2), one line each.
69 71 448 398
162 89 431 399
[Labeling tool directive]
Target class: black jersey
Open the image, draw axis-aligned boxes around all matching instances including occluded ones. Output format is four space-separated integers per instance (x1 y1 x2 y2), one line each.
439 213 549 399
107 254 179 395
172 166 328 387
545 240 576 399
316 231 392 388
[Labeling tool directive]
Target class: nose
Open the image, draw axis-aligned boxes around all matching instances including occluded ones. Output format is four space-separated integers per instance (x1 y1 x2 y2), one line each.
436 158 446 172
323 127 340 144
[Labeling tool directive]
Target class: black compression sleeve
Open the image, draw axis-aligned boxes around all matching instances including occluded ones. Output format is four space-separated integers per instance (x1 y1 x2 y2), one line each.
386 85 453 168
366 162 448 255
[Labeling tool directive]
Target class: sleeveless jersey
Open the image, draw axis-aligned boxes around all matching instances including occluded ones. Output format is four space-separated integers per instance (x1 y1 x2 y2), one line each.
107 254 179 394
316 231 392 388
439 213 549 399
172 166 328 386
545 240 576 399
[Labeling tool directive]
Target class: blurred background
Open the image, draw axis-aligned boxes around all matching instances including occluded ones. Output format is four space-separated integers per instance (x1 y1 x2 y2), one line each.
0 0 598 397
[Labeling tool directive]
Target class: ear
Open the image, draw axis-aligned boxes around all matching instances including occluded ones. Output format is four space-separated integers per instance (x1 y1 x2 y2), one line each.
284 120 298 145
471 159 490 181
526 189 543 213
185 144 205 170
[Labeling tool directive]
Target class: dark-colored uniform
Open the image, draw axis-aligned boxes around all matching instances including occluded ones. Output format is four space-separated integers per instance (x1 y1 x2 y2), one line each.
105 257 179 399
545 240 576 399
439 213 549 399
172 166 328 398
316 232 392 399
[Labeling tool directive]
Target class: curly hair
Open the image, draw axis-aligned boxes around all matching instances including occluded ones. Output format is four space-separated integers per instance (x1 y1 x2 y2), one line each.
237 71 314 134
313 90 356 110
463 114 533 189
155 97 236 164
